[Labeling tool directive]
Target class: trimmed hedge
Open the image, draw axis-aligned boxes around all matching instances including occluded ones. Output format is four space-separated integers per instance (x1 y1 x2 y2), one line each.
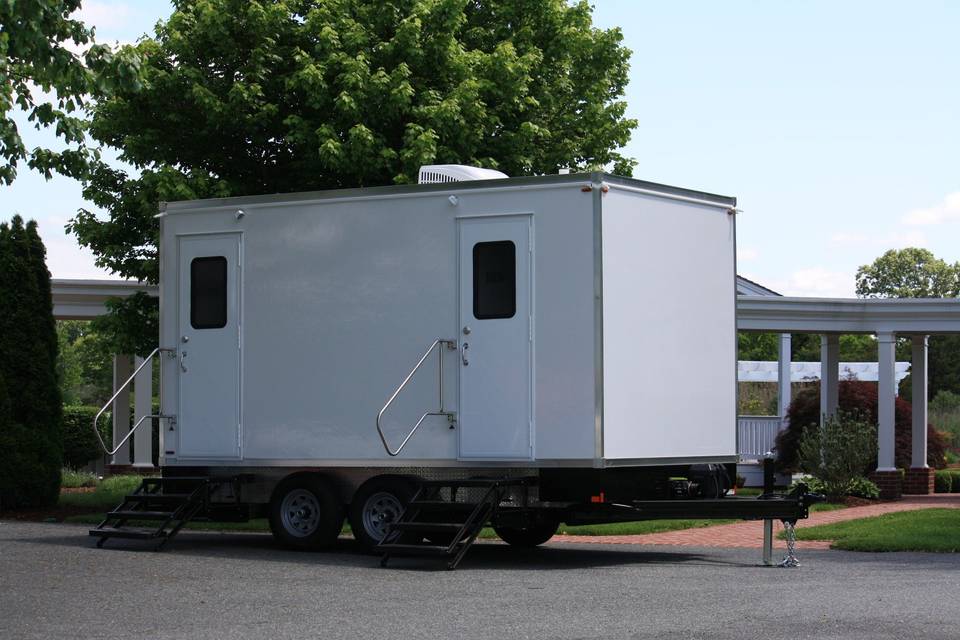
62 406 111 469
934 469 960 493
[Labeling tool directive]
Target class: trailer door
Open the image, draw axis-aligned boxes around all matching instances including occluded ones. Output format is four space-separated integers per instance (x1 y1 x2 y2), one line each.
176 233 242 459
458 215 532 459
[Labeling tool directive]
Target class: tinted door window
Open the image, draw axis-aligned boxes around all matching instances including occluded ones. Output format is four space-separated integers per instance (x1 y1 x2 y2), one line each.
473 241 516 319
190 256 228 329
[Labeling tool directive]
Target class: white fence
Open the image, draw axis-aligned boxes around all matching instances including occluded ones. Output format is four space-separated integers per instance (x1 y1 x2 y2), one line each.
737 416 784 459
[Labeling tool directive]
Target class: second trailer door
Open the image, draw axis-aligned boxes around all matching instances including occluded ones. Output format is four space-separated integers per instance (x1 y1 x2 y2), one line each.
458 215 532 459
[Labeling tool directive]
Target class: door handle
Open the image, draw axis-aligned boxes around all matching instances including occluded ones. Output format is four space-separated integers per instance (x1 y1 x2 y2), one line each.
179 350 188 373
461 342 469 366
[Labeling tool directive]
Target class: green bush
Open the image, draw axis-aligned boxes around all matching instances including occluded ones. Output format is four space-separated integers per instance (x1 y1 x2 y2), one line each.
62 406 111 469
951 470 960 493
934 470 953 493
797 411 878 499
798 476 880 500
844 476 881 500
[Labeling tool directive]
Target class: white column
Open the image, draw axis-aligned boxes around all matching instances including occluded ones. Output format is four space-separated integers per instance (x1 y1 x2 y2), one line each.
777 333 792 422
111 354 132 465
133 355 154 469
911 335 929 469
877 331 897 471
820 334 839 426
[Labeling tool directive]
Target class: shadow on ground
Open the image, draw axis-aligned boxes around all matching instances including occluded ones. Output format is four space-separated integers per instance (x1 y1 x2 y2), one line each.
14 523 765 572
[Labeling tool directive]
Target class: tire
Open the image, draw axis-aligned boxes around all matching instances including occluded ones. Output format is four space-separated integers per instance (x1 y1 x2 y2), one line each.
269 475 345 550
494 517 559 548
349 476 417 551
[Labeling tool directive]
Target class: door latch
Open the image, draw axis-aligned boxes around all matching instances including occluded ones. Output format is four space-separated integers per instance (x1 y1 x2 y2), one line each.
179 350 188 372
461 342 469 366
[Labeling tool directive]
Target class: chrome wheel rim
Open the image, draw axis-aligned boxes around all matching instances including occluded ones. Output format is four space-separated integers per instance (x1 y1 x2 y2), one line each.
280 489 321 537
362 491 403 542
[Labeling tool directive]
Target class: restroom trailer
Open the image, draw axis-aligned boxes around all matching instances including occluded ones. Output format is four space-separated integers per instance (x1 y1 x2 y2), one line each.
91 169 816 564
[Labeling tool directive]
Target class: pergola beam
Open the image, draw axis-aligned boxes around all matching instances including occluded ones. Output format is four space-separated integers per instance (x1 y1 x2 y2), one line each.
738 296 960 334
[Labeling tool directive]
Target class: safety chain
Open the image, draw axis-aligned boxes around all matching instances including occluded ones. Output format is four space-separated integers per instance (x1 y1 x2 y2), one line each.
778 521 800 568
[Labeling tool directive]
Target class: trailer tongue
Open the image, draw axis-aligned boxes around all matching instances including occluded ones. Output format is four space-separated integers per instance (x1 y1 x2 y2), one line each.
375 474 823 570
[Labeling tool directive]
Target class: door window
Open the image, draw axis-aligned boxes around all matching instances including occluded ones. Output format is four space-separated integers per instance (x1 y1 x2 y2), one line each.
472 240 516 320
190 256 228 329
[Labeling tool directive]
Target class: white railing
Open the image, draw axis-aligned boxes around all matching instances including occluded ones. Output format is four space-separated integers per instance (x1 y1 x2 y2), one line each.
737 416 784 459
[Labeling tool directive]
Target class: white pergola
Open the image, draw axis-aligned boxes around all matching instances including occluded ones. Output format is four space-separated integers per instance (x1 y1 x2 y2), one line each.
737 292 960 495
53 279 158 470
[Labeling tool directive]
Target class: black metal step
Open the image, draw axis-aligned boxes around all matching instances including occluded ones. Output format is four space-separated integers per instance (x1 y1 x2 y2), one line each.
390 522 464 533
377 543 453 556
408 500 480 510
107 510 176 520
125 493 192 503
89 527 166 540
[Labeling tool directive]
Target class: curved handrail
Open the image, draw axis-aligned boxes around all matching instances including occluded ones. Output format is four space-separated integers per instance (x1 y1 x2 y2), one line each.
376 338 456 456
93 347 176 456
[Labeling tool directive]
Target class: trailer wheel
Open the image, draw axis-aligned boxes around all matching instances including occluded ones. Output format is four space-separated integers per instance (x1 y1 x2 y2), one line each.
269 475 344 550
494 517 559 548
349 476 417 551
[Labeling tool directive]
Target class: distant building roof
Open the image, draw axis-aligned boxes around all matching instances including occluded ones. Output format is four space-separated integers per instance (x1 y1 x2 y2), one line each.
736 275 781 297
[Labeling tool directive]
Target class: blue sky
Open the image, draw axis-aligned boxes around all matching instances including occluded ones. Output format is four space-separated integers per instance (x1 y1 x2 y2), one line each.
2 0 958 296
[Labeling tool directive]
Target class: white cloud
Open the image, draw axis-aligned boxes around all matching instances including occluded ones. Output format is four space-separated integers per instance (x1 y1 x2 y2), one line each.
737 246 759 261
829 229 928 249
903 192 960 226
763 267 855 298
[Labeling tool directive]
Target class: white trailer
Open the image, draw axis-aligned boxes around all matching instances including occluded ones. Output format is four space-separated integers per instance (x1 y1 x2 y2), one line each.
91 169 817 566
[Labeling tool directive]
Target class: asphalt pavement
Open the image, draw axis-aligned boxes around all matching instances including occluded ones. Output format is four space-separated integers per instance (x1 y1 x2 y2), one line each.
1 520 958 640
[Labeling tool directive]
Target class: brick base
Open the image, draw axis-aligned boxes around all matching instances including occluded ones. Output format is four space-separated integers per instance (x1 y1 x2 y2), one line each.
869 470 903 500
903 467 936 495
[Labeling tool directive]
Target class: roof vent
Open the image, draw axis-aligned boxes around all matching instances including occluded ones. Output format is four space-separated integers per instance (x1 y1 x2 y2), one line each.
418 164 509 184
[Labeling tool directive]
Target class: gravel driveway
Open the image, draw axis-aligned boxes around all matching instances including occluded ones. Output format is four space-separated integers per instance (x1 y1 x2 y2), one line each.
2 520 958 640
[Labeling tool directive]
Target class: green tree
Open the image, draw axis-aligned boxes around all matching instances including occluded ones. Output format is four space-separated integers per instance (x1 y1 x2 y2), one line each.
855 248 960 299
57 320 115 405
0 0 142 183
856 247 960 399
0 216 62 508
67 0 637 351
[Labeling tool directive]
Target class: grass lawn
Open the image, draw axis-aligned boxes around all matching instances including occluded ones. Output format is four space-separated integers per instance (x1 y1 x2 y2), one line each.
787 508 960 552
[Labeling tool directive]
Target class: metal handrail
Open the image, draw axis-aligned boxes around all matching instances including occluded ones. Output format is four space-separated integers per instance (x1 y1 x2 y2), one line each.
93 347 176 457
376 338 457 456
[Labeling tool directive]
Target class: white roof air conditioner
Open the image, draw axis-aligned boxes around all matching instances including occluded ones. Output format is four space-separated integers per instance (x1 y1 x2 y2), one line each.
418 164 509 184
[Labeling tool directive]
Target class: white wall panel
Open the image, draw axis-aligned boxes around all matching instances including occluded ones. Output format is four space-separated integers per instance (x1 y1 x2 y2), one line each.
601 189 737 460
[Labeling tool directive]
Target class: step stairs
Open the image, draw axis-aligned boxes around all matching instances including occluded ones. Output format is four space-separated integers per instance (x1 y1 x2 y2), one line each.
376 477 528 570
88 476 217 550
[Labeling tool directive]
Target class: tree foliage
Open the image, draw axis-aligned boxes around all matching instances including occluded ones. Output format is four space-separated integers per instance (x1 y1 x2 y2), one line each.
0 0 142 183
856 248 960 299
856 247 960 399
775 380 947 474
738 332 882 362
68 0 638 349
57 320 113 405
0 216 62 508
